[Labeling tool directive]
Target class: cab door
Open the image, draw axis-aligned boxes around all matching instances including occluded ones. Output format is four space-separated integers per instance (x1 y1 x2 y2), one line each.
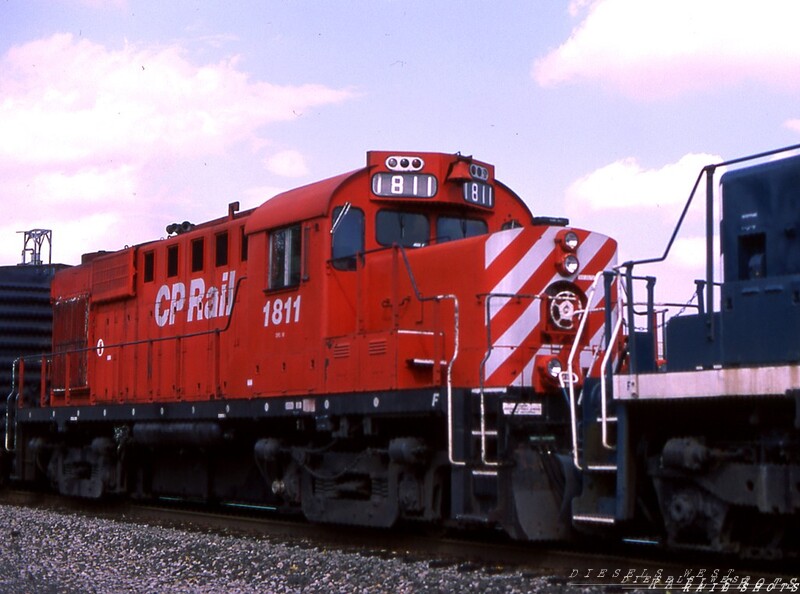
259 222 321 395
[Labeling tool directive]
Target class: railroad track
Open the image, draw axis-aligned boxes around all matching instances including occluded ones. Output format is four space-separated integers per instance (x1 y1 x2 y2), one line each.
1 488 796 593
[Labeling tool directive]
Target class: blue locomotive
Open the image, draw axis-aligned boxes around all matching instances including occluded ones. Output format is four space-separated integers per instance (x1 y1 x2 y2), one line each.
573 146 800 558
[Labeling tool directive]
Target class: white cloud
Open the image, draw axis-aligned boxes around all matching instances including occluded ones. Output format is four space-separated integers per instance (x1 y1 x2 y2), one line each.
566 152 721 215
534 0 800 100
784 119 800 134
670 235 715 271
564 152 723 307
0 33 356 264
241 185 290 209
265 149 310 178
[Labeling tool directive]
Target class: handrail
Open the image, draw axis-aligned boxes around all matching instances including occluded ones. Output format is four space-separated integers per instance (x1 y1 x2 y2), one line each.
600 307 624 450
477 292 541 467
477 292 542 393
565 270 608 470
395 246 462 466
4 357 20 452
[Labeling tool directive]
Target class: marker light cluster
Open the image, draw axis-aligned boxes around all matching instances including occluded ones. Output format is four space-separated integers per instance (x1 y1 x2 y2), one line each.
469 164 489 181
386 156 424 171
555 229 580 277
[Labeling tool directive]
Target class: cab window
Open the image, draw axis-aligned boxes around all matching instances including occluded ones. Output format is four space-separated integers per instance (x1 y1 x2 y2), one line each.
436 217 488 243
331 205 364 271
269 225 302 290
376 210 429 248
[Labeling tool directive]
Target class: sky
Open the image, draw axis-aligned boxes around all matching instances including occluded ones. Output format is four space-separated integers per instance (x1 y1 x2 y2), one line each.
2 0 800 307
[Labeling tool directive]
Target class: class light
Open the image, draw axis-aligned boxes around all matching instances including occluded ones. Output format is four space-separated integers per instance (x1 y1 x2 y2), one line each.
469 164 489 181
386 155 424 172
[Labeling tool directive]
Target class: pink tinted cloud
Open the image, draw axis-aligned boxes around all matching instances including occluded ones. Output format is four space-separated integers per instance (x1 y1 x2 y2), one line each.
0 33 356 264
0 33 355 165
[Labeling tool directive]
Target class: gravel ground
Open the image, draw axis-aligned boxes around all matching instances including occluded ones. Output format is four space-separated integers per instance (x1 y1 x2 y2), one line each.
0 504 620 594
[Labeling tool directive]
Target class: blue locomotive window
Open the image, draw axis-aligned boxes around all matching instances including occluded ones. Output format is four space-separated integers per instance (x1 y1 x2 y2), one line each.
436 217 487 243
331 205 364 271
269 225 302 290
739 232 766 280
376 210 429 248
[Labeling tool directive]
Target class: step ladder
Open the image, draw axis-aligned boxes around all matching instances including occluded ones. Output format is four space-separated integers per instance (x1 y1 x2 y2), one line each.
565 271 623 526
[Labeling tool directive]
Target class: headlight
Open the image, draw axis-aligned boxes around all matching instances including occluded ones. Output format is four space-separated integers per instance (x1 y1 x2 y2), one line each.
557 254 580 276
556 229 580 252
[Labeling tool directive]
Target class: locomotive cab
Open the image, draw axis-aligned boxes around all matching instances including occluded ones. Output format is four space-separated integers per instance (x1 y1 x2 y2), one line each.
668 154 800 369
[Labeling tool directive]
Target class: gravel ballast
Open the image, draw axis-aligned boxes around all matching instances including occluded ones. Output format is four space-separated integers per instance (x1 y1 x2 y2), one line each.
0 504 611 593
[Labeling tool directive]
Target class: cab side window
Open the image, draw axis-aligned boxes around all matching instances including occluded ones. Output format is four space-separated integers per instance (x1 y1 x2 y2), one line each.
269 225 302 290
331 205 364 271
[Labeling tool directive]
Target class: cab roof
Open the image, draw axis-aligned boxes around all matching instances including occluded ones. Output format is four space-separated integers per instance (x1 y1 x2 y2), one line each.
245 169 361 235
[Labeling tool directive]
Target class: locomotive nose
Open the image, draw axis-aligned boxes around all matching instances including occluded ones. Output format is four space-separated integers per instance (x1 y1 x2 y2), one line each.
480 225 615 391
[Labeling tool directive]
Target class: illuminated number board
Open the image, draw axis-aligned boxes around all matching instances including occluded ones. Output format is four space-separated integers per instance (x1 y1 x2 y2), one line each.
371 173 438 198
463 182 494 208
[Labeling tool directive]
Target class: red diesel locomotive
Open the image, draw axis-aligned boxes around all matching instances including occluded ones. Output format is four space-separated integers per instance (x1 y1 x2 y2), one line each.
9 150 618 540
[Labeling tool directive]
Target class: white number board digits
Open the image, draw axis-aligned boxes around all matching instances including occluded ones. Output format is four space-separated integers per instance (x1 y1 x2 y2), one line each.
463 182 494 208
371 173 437 198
